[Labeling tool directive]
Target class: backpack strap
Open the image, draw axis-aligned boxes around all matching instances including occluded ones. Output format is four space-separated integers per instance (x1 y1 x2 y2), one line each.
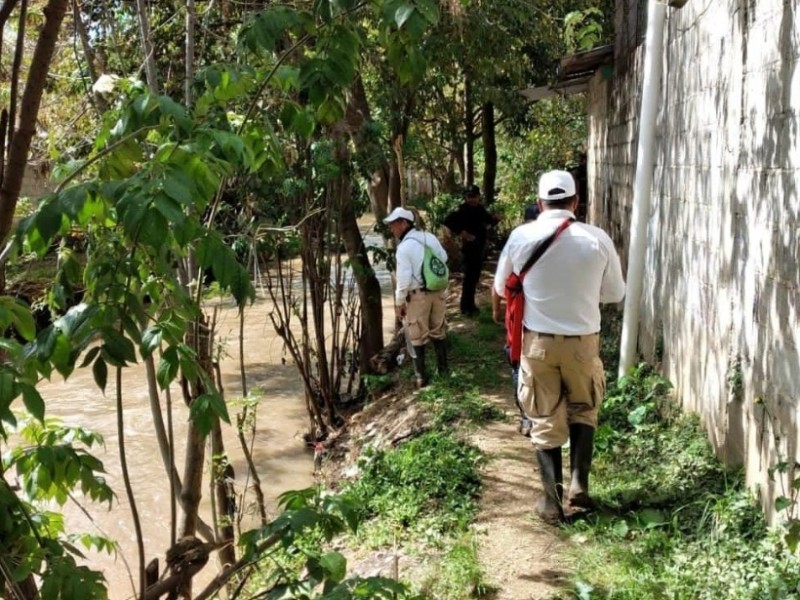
401 232 427 285
519 218 575 281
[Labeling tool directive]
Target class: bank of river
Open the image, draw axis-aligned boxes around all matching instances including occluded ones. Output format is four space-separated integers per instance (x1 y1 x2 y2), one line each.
38 221 396 598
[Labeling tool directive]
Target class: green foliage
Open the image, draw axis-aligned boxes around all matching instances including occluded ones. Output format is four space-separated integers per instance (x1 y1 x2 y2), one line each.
417 377 505 429
767 459 800 552
418 533 489 600
0 419 112 599
494 97 587 230
445 315 508 390
564 8 605 53
238 487 414 598
562 364 800 600
346 432 484 543
418 192 462 232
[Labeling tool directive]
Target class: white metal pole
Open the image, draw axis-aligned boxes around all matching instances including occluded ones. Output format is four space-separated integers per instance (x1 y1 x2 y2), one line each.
618 0 667 378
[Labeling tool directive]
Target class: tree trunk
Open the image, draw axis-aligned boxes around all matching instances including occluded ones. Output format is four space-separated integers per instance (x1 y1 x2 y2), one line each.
446 152 464 193
185 0 196 105
332 127 384 372
388 157 402 209
135 0 159 94
210 421 236 569
464 71 474 186
0 0 69 251
344 76 390 220
482 102 497 205
73 0 108 112
7 0 27 167
178 318 213 598
144 356 216 542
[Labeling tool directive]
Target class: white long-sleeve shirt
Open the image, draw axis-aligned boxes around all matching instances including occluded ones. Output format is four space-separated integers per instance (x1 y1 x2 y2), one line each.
493 210 626 335
395 228 448 303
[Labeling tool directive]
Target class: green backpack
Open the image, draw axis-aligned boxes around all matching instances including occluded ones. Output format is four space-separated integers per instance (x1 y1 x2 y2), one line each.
411 235 449 291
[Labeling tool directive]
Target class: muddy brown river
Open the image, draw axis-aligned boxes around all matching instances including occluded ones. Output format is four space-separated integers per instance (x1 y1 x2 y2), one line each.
35 227 397 599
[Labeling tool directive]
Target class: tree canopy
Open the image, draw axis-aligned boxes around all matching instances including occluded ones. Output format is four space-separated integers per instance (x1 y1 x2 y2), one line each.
0 0 610 597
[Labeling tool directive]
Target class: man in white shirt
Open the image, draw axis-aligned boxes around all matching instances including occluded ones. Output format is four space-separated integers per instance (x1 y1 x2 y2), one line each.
384 207 450 388
492 170 625 524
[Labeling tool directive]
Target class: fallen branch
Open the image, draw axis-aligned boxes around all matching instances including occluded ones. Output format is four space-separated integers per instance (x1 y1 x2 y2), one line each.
370 330 406 374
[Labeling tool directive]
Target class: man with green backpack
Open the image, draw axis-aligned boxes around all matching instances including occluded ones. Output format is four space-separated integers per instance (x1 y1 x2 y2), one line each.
384 207 450 388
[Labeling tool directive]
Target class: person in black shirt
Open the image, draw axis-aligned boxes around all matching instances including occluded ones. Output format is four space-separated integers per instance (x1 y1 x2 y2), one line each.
443 184 500 315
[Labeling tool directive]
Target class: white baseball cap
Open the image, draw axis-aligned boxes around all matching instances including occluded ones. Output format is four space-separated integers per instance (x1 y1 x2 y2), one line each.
538 170 576 202
383 207 415 224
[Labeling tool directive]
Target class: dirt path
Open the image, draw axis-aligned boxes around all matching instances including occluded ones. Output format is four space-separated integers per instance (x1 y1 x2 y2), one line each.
471 390 569 599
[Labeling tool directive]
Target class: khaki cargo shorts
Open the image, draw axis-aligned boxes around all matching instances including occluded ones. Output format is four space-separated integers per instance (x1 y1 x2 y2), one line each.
517 331 606 450
405 288 447 346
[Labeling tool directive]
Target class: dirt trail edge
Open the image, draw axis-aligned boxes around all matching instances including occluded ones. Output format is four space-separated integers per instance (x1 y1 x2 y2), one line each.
471 390 569 599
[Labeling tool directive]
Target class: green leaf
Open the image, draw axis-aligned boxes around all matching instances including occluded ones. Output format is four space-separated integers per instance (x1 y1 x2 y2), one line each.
319 551 347 583
611 519 630 538
785 520 800 552
228 263 255 306
207 392 230 425
117 193 149 241
394 4 414 28
0 338 23 360
189 394 215 437
162 178 194 207
0 371 20 406
6 299 36 342
20 383 45 421
55 303 96 340
59 185 90 220
34 200 65 248
93 357 108 393
272 65 300 92
177 344 199 384
50 333 74 379
153 194 186 230
316 97 344 125
196 232 224 269
79 346 101 369
637 508 666 529
141 326 163 358
157 95 192 133
157 347 180 389
138 207 169 248
775 496 793 512
101 329 137 367
209 130 248 164
415 0 438 24
25 325 57 362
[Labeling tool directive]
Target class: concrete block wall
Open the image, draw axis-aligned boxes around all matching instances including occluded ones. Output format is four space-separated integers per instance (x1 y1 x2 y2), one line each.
588 0 800 520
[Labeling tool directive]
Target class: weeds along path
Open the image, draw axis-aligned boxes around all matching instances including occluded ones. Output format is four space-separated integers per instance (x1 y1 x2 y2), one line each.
470 388 569 599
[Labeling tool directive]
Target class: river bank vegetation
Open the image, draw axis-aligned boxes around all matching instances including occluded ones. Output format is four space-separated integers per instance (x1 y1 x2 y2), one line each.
1 1 607 597
4 1 799 599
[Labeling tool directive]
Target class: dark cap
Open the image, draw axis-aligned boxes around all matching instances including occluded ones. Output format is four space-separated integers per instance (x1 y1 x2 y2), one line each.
524 204 540 221
464 184 480 197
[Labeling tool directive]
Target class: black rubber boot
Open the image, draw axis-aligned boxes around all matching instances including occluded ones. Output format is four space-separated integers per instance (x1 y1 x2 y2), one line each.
535 447 565 525
432 339 448 375
412 344 428 388
568 424 596 510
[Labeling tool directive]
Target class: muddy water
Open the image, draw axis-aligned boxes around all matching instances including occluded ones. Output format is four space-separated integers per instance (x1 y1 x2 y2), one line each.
37 225 397 599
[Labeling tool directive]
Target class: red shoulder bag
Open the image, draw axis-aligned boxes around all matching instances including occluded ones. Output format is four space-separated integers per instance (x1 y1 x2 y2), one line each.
505 218 574 365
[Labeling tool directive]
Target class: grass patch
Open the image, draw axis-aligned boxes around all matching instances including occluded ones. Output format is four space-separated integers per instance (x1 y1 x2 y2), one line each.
417 532 492 599
560 363 800 599
340 310 510 596
417 376 506 429
345 431 484 547
448 312 509 389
